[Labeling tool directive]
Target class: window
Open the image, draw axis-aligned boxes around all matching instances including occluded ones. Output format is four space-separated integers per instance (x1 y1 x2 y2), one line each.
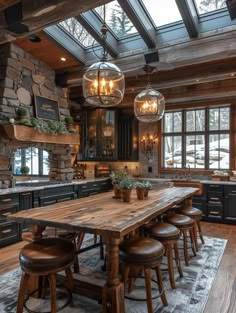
162 106 230 170
14 148 49 176
193 0 226 15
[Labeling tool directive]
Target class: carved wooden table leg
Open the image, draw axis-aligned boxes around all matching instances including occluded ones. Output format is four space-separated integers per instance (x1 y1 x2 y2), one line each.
29 224 46 240
102 237 125 313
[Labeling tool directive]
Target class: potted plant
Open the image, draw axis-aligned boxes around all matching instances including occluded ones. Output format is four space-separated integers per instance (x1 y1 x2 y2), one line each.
16 107 28 123
110 171 127 199
118 177 134 203
20 165 30 175
134 181 147 200
64 116 74 131
143 181 152 197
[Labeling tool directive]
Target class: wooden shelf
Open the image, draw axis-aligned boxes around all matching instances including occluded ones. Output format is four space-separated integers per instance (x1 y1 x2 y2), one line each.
2 124 80 145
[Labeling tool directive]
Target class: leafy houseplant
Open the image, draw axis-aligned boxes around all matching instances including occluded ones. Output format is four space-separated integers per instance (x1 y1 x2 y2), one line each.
118 177 134 203
16 107 28 123
110 171 127 199
64 116 75 131
20 165 30 175
134 181 147 200
143 181 152 197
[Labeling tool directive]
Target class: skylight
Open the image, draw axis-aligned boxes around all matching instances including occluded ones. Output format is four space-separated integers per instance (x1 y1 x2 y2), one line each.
194 0 226 15
59 18 98 48
94 0 137 38
141 0 183 27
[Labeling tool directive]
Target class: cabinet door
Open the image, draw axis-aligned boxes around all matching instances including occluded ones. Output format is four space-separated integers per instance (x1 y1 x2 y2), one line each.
192 198 207 219
19 192 33 232
224 189 236 223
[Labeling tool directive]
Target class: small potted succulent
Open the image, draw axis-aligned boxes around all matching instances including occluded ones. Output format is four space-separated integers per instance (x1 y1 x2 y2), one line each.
16 107 28 123
64 116 74 131
143 181 152 197
118 176 134 203
110 171 127 199
20 165 30 175
134 181 147 200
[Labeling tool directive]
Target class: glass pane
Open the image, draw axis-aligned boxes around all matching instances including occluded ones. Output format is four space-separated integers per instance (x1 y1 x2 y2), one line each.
209 134 230 169
219 107 230 130
164 112 173 133
87 111 97 159
59 18 98 47
94 1 137 37
43 150 49 176
101 110 115 158
194 0 226 15
209 108 219 130
186 135 205 168
186 110 205 131
142 0 182 27
164 136 182 168
31 148 39 175
174 112 182 132
14 149 22 175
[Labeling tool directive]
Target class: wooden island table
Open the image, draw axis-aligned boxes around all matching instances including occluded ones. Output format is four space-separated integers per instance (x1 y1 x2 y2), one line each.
8 186 198 313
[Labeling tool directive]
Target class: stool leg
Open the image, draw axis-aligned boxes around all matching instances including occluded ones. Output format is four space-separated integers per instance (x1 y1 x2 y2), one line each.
193 221 199 252
166 243 175 289
122 265 130 291
72 238 79 273
144 268 154 313
65 267 74 290
48 274 57 313
182 229 190 266
173 242 183 277
189 227 197 257
99 236 104 260
155 264 168 306
17 272 30 313
197 220 205 244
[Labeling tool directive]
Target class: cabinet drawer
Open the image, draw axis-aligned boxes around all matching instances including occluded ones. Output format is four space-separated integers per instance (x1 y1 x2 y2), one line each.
207 184 224 192
207 203 223 217
0 193 19 206
224 186 236 193
0 222 19 242
0 204 18 224
208 191 223 201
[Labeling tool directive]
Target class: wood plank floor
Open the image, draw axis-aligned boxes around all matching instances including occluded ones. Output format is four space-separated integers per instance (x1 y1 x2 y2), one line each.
0 222 236 313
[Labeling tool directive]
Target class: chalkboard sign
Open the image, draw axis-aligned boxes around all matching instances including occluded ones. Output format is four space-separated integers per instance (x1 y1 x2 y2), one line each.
34 96 60 121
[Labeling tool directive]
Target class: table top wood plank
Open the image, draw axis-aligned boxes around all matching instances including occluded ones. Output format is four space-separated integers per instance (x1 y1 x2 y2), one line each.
8 187 198 238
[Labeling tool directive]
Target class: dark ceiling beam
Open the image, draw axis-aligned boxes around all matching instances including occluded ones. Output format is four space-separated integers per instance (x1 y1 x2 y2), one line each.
43 25 86 64
75 10 119 58
175 0 199 38
118 0 156 49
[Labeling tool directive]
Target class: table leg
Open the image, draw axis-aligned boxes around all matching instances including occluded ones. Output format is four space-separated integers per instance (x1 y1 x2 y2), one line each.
102 237 125 313
29 224 46 240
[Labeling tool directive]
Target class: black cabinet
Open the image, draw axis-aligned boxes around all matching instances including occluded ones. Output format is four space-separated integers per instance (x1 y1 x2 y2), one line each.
77 179 112 198
118 109 139 161
0 193 20 247
19 192 33 232
206 184 224 221
83 109 117 160
224 186 236 223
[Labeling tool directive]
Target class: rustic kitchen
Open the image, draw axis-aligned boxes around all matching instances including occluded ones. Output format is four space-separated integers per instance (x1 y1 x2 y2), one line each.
0 1 236 313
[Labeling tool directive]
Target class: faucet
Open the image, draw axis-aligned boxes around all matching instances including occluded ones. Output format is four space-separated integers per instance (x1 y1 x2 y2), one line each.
187 164 191 180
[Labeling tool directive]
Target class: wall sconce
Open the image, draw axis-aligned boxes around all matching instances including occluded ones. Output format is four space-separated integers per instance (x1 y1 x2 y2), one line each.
140 133 157 159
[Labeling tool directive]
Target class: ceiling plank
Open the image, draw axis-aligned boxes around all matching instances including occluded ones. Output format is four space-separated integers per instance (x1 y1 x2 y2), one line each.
43 25 86 65
118 0 156 48
175 0 198 38
75 10 119 58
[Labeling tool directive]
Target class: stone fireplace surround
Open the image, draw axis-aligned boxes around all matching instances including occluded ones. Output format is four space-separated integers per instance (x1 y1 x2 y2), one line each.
0 42 75 188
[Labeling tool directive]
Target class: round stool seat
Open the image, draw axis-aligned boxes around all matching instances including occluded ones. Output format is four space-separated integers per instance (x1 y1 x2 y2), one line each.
144 222 180 241
120 237 164 266
179 207 202 217
167 213 194 227
20 238 75 274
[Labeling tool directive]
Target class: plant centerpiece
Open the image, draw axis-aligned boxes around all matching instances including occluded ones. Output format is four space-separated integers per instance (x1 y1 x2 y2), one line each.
118 176 134 203
64 116 75 132
134 181 149 200
20 165 30 175
143 181 152 197
110 171 127 199
16 107 28 123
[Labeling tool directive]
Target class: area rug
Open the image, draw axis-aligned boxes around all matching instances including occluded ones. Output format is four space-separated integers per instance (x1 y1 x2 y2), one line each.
0 236 227 313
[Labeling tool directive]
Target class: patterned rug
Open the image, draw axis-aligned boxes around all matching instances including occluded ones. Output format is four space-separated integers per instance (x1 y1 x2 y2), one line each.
0 236 227 313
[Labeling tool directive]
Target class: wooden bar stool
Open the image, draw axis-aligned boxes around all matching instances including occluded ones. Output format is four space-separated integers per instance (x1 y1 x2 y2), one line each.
178 206 205 252
143 222 183 289
166 213 197 266
119 237 168 313
17 237 75 313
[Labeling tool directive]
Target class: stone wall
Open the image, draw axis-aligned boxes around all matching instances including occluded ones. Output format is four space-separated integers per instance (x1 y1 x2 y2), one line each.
0 42 74 187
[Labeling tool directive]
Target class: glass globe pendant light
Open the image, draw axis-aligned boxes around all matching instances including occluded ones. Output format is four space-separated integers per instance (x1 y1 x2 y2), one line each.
83 6 125 107
134 65 165 123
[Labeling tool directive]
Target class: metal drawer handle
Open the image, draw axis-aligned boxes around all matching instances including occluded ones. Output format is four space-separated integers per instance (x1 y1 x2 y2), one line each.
2 211 12 216
209 211 221 215
21 193 31 196
2 229 12 234
1 198 12 203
